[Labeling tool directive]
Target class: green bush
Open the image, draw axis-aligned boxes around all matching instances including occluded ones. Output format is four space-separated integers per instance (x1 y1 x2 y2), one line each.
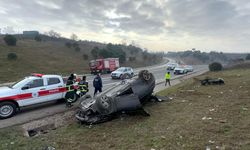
209 62 223 71
34 35 42 42
75 47 81 52
72 42 79 48
4 35 17 46
7 53 18 60
65 42 72 48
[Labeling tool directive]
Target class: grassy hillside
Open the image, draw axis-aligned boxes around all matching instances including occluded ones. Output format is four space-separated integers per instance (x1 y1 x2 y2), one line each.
0 35 162 83
0 68 249 149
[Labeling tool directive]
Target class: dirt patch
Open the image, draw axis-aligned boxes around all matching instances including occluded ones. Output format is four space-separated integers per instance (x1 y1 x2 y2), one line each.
22 110 76 137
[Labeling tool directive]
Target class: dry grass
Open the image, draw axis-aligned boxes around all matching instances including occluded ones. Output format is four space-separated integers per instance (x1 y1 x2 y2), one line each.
0 68 250 150
0 37 156 83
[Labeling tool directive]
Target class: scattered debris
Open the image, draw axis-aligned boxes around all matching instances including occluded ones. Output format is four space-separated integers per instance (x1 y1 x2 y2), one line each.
179 90 195 92
209 140 215 144
242 107 248 111
206 146 211 150
220 91 223 94
209 108 215 112
200 78 225 86
161 135 166 139
219 119 227 123
202 117 212 120
44 146 56 150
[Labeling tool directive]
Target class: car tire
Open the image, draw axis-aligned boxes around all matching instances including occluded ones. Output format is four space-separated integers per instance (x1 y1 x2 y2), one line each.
0 102 17 119
139 70 152 81
119 74 123 79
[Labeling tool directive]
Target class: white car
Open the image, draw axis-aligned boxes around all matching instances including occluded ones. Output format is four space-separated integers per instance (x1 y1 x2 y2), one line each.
174 66 188 74
0 74 69 119
185 65 194 72
111 67 134 79
166 63 178 70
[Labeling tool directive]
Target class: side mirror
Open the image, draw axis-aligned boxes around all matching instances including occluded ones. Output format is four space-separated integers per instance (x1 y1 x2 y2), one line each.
21 86 29 90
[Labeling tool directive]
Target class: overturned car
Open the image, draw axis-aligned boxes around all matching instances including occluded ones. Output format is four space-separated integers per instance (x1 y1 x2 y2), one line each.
75 70 158 124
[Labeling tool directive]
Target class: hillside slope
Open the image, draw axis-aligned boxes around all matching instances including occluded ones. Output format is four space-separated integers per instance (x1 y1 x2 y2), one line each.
0 36 162 83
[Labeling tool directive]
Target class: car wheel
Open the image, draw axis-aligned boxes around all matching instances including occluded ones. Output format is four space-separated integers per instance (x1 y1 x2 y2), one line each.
119 74 123 79
0 102 17 119
139 70 152 81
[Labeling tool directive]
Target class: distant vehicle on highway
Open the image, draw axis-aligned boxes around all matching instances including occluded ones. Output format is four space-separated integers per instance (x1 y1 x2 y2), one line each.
185 65 194 72
174 65 188 74
166 62 178 70
89 58 119 74
0 74 71 119
111 67 134 79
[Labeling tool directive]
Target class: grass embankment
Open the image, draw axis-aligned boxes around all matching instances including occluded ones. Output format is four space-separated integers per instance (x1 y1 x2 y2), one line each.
0 68 250 149
0 37 162 83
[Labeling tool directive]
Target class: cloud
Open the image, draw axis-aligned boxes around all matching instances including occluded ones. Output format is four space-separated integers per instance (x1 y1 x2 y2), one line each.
0 0 249 52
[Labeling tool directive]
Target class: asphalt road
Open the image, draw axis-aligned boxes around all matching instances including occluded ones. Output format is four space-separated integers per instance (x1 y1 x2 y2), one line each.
0 59 208 128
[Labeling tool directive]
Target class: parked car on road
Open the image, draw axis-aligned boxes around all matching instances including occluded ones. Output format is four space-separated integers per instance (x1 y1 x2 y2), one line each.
166 63 178 70
0 73 71 119
185 65 194 72
174 66 188 74
111 67 134 79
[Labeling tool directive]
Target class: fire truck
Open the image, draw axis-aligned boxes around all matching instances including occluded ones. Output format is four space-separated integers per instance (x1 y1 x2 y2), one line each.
89 58 119 74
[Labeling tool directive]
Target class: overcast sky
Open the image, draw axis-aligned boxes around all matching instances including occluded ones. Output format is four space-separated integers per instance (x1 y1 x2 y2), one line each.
0 0 250 53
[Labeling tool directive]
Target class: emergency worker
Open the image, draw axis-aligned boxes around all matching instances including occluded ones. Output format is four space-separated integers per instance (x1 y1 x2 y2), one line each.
78 76 89 96
93 73 102 96
165 72 171 86
65 74 76 107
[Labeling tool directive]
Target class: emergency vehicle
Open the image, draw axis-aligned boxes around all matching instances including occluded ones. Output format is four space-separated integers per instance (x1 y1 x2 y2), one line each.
0 73 72 119
89 58 119 74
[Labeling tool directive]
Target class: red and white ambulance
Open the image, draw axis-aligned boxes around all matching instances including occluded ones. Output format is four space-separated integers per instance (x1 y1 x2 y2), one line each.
0 74 71 119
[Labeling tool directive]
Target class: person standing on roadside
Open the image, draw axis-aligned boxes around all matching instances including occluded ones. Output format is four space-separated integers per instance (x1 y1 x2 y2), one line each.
65 74 76 107
165 72 171 86
78 76 89 97
93 73 102 96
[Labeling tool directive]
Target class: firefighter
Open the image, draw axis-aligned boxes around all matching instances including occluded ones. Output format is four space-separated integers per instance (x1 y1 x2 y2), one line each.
78 76 89 97
65 74 76 107
93 73 102 96
165 71 171 86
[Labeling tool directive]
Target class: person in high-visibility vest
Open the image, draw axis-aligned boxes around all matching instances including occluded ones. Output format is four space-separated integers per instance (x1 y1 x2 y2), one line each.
165 72 171 86
65 74 76 107
78 76 89 97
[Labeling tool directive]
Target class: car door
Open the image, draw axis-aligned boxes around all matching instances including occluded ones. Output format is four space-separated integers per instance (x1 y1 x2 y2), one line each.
129 68 133 75
124 68 128 74
19 78 46 106
43 77 64 102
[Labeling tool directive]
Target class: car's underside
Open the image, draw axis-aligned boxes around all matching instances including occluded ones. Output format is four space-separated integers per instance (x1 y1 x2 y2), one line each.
75 70 159 124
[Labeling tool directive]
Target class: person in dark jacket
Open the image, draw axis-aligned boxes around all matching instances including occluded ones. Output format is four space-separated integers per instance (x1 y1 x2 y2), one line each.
78 76 89 96
93 73 102 96
65 74 76 107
